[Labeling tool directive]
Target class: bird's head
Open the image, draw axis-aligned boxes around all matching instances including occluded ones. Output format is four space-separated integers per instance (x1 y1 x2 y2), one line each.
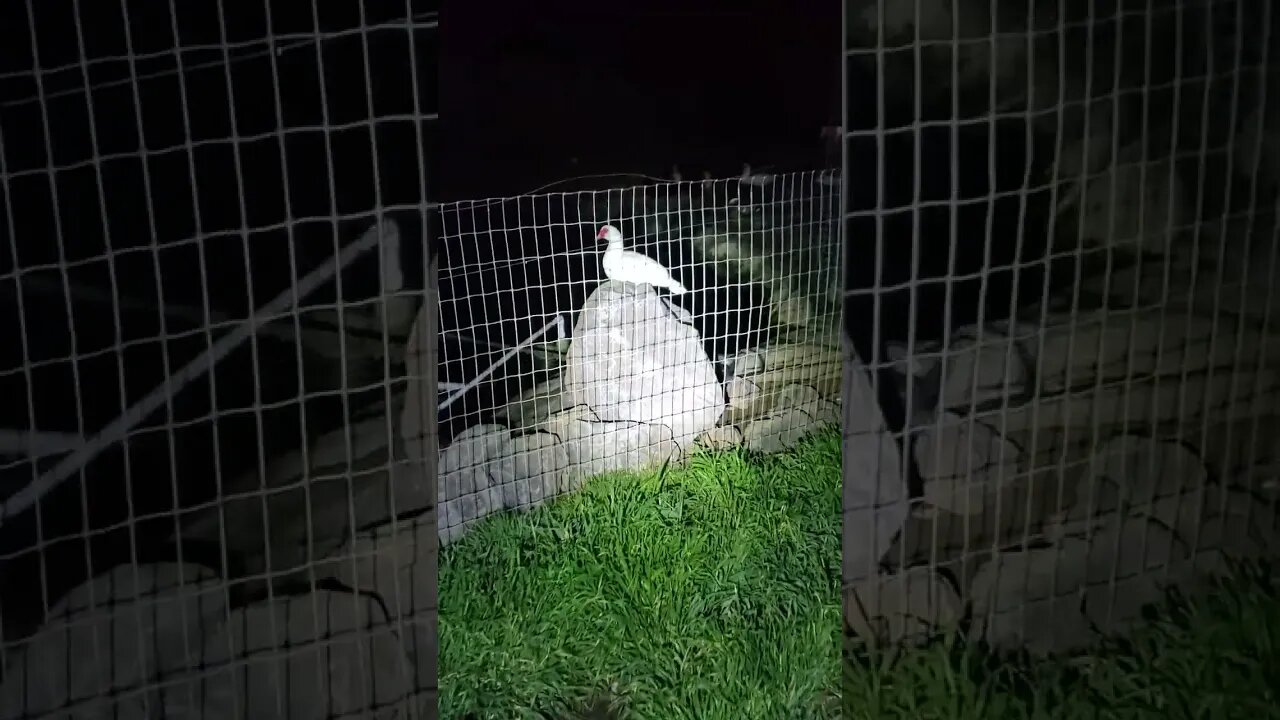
596 225 622 244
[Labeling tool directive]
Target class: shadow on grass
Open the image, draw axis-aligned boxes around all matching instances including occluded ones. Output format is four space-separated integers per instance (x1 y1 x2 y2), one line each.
843 561 1280 719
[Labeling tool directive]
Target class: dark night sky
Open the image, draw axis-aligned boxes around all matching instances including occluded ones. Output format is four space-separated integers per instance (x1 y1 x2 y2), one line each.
438 1 841 199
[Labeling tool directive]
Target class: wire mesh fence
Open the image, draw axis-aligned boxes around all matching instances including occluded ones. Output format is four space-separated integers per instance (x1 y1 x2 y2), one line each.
436 169 843 546
1 2 438 718
841 0 1280 658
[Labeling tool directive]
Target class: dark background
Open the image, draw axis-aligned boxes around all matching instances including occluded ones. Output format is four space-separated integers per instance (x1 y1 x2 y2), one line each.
437 1 841 199
0 0 843 643
0 0 436 639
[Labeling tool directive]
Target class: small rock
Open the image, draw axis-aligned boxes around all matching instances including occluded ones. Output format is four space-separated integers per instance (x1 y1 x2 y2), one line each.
914 412 1022 517
775 384 823 412
756 343 843 398
438 424 511 507
1081 516 1189 636
938 330 1028 412
1166 485 1280 563
771 288 812 328
969 540 1096 656
439 477 498 532
695 425 744 451
728 349 765 378
1061 435 1210 535
742 408 822 454
845 566 961 647
437 426 515 541
493 431 570 511
440 424 510 474
189 591 412 718
541 404 597 440
885 339 943 381
561 417 678 479
722 376 766 426
796 398 841 428
1094 435 1208 510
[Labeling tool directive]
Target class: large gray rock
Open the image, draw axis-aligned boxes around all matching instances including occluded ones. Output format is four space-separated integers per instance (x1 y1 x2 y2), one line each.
562 281 724 451
843 351 910 585
0 563 226 720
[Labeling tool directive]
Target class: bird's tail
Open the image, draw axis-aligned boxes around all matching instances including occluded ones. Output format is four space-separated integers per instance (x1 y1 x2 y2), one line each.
667 280 689 295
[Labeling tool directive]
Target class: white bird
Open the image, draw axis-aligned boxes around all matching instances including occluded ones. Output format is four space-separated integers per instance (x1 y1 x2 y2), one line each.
597 225 688 295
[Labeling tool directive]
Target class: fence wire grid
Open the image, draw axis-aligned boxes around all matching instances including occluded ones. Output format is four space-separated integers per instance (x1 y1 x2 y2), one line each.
5 0 1280 715
841 0 1280 657
1 2 439 718
436 169 844 546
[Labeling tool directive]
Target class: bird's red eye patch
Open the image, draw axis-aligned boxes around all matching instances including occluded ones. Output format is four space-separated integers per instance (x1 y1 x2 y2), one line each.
597 227 608 238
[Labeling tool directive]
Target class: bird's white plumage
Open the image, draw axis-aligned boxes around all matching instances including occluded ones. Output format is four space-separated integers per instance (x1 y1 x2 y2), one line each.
597 225 688 295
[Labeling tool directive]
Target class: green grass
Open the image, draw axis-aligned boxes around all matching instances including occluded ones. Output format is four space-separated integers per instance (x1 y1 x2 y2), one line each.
844 565 1280 720
437 429 844 720
439 425 1280 719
